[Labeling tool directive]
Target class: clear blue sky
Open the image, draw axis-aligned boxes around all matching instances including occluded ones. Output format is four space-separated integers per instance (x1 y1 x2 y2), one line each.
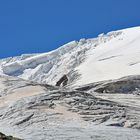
0 0 140 58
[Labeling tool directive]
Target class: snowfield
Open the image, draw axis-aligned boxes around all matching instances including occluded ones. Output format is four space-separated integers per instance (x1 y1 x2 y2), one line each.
76 26 140 86
0 26 140 87
0 26 140 140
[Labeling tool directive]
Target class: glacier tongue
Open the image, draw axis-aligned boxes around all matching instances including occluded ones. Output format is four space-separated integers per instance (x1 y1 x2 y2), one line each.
0 75 140 140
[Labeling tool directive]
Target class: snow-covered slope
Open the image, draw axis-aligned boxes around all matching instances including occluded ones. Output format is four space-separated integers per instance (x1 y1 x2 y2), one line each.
0 26 140 86
0 26 140 140
76 26 140 85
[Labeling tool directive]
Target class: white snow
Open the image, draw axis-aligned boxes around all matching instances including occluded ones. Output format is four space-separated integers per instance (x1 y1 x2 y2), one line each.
75 26 140 86
0 26 140 86
1 26 140 140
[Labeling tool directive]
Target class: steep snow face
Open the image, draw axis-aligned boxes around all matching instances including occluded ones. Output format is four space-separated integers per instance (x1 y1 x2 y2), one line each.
76 26 140 86
0 26 140 86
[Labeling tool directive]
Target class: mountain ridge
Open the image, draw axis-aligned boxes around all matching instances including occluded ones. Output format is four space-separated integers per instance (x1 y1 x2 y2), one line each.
0 26 140 140
1 26 140 87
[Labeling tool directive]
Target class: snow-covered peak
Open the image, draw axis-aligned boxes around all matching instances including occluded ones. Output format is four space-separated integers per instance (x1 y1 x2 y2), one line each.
0 26 140 86
76 26 140 85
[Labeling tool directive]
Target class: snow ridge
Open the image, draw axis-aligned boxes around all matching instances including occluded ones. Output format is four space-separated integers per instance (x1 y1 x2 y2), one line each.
0 26 140 86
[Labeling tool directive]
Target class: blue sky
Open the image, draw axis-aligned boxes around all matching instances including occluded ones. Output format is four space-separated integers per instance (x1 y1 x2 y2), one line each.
0 0 140 58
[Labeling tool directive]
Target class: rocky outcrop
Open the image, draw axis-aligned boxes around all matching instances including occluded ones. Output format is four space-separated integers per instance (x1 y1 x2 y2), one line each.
0 132 22 140
95 76 140 94
76 75 140 94
56 75 68 87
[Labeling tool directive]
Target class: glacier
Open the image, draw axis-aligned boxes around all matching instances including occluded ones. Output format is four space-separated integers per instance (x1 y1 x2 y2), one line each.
0 26 140 140
0 27 140 87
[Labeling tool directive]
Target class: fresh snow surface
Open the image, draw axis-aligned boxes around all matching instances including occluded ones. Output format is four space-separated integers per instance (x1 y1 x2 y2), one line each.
0 26 140 86
76 26 140 86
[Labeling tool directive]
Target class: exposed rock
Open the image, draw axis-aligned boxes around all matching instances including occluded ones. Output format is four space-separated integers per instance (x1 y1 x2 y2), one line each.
76 75 140 94
56 74 68 87
0 132 22 140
